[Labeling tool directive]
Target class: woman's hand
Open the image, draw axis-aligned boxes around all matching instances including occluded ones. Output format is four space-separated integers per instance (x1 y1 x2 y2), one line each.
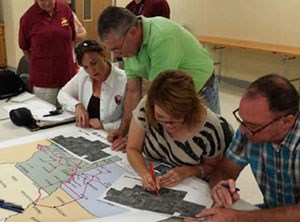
159 166 189 187
89 118 103 129
141 173 159 192
75 104 89 128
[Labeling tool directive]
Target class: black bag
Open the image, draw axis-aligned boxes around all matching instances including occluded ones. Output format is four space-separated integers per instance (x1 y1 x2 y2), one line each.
9 107 35 126
0 70 26 100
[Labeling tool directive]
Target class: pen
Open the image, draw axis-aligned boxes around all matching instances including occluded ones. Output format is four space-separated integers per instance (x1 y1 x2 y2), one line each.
5 97 12 102
0 199 24 213
43 109 62 117
221 183 240 192
148 162 160 196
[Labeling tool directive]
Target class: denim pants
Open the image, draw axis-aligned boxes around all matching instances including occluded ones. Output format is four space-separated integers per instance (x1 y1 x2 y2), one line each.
199 76 221 114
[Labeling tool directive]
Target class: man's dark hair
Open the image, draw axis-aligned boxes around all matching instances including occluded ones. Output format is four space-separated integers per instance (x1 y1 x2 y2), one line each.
97 6 138 41
245 73 299 115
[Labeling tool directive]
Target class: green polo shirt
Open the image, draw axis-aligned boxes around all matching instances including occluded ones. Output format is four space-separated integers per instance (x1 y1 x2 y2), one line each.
124 16 214 91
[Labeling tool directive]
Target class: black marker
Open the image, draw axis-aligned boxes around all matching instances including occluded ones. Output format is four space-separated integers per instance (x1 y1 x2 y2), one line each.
43 109 62 117
0 199 24 213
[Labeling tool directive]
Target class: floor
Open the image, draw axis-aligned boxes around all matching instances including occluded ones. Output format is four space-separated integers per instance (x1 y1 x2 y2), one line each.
219 82 263 205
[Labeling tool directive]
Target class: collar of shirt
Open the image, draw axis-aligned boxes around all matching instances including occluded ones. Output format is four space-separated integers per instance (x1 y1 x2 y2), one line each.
137 16 150 52
34 1 62 16
280 112 300 151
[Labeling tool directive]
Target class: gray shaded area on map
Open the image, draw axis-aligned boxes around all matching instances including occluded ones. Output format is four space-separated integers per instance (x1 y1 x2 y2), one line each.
51 135 110 162
104 185 205 217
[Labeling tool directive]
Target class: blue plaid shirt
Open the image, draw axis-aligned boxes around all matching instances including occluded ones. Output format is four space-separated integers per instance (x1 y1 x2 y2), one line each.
226 113 300 208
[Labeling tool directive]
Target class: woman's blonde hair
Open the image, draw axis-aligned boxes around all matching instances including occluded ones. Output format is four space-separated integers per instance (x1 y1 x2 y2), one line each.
146 70 207 130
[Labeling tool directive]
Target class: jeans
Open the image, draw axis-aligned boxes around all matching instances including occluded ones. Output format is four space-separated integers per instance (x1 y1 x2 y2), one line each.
199 76 221 114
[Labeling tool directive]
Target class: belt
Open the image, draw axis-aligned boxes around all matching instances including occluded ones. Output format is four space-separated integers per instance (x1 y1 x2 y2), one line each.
200 74 215 92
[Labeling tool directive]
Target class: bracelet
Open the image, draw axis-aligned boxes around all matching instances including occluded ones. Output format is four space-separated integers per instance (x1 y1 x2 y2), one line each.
196 165 205 179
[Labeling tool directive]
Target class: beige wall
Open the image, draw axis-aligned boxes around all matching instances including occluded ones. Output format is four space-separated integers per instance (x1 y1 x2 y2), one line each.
0 0 32 68
116 0 300 83
197 0 300 82
0 1 3 21
2 0 300 84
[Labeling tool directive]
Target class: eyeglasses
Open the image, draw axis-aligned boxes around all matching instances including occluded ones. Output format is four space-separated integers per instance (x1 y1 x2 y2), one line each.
157 120 184 126
78 40 94 48
232 108 284 136
75 40 102 53
156 119 184 126
109 26 133 53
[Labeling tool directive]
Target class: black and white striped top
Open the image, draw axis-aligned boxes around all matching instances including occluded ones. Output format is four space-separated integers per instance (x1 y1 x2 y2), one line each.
133 96 226 166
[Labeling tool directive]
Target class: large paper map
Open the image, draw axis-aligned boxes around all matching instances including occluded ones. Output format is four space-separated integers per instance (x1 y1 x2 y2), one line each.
0 127 133 222
0 126 213 222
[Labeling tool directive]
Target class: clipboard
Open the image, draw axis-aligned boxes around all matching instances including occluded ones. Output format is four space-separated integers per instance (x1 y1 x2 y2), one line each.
25 118 75 132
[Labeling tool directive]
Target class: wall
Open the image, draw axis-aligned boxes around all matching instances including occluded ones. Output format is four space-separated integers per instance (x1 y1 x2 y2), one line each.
0 0 3 21
0 0 32 69
198 0 300 82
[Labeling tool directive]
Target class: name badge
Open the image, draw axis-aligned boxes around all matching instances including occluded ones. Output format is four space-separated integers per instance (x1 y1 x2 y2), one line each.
61 18 69 26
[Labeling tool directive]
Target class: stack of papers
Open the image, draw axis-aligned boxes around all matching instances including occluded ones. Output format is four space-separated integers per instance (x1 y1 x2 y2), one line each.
9 92 35 103
3 100 75 123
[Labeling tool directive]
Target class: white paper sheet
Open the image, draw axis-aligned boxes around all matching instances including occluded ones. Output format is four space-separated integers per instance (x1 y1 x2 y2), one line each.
98 174 213 221
9 92 35 103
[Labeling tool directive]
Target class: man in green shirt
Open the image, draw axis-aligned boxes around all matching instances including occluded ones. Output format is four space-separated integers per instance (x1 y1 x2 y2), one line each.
97 6 219 150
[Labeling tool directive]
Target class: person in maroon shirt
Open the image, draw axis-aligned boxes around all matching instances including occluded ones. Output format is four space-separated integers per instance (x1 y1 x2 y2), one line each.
19 0 76 106
126 0 170 18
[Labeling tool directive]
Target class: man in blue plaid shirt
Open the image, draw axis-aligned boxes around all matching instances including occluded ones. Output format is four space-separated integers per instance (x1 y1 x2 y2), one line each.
194 74 300 222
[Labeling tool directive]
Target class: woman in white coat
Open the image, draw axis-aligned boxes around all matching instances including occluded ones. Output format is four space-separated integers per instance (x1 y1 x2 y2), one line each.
57 40 127 131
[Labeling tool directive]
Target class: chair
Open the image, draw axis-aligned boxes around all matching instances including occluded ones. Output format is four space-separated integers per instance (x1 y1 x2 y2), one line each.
16 56 30 92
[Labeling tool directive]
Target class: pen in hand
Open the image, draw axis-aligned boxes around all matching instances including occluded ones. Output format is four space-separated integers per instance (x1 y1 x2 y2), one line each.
148 162 160 196
221 183 240 192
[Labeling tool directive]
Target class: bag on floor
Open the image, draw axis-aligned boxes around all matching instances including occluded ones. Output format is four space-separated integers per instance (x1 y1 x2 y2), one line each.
0 69 26 99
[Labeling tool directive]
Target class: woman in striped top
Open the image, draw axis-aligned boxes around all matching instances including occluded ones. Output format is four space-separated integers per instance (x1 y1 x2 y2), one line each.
127 70 233 192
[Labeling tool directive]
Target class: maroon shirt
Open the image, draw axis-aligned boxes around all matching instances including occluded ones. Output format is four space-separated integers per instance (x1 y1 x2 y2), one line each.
126 0 170 18
19 1 76 88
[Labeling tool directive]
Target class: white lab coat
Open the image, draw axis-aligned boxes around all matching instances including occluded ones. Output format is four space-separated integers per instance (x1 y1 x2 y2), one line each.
57 65 127 131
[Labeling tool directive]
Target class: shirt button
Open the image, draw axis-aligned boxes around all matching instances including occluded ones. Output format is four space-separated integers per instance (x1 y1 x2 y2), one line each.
277 170 280 173
278 189 282 193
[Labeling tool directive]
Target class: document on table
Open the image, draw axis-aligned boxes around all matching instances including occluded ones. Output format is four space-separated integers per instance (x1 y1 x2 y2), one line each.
0 106 9 120
3 100 75 122
9 92 35 103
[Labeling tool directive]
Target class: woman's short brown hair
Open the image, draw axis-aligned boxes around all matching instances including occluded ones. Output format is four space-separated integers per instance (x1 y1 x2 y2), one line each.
74 40 107 66
146 70 207 130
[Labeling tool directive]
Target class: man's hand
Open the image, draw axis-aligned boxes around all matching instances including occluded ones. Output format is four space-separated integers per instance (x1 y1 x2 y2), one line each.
75 104 89 128
107 129 127 151
111 137 127 152
195 207 239 222
211 179 240 208
107 129 123 142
